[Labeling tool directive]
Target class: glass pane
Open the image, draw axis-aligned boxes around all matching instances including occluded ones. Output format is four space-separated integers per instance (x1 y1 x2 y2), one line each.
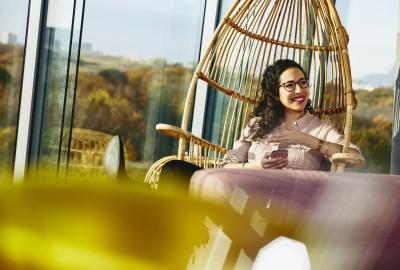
219 0 235 17
59 0 85 178
0 0 29 178
343 0 396 173
30 0 85 179
203 0 246 147
71 0 205 180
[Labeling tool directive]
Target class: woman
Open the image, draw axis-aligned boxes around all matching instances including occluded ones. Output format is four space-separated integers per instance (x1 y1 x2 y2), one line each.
224 59 361 170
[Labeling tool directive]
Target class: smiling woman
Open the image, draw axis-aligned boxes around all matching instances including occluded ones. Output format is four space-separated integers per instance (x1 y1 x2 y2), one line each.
223 59 363 171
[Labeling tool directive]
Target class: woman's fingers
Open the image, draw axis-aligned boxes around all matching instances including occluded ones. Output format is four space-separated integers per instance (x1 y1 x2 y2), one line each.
265 160 288 169
262 157 288 169
269 160 288 169
262 156 281 163
248 131 260 140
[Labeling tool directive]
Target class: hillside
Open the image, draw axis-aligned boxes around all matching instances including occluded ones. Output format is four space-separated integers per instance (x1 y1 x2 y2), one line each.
354 87 393 120
351 87 393 173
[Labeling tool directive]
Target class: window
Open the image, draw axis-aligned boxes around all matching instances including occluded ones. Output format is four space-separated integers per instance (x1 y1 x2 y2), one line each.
341 0 396 173
70 0 206 179
0 0 30 178
29 0 85 178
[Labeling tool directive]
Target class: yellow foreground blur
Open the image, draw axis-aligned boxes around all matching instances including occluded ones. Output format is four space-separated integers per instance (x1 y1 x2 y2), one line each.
0 177 228 270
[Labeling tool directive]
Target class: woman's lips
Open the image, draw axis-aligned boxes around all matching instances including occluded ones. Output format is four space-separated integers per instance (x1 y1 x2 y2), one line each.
291 96 306 103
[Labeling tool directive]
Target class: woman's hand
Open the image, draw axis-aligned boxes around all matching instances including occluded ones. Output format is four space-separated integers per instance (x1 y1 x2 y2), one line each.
260 153 288 169
243 117 262 141
267 123 309 145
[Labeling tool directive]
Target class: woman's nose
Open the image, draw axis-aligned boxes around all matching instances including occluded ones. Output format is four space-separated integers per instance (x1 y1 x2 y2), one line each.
294 84 302 93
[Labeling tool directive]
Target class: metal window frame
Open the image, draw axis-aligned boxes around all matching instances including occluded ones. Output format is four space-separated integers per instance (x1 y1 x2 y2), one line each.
14 0 87 182
191 0 220 137
14 0 44 182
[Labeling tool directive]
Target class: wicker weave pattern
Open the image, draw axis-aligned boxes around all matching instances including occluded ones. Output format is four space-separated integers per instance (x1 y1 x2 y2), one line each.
145 0 361 187
55 128 114 181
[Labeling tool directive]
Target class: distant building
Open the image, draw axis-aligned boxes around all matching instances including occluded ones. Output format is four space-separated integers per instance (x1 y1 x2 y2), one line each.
2 32 17 45
80 42 103 55
81 43 93 53
54 39 61 50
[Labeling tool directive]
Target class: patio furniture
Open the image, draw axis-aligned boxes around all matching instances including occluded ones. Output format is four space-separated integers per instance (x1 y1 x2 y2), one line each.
103 135 129 181
145 0 364 189
51 128 113 181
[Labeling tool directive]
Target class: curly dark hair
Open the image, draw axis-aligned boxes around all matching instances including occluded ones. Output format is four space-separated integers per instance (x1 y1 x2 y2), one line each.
249 59 313 140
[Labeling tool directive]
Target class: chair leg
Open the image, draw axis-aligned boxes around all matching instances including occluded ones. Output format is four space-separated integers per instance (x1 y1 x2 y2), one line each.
157 160 202 193
103 135 129 182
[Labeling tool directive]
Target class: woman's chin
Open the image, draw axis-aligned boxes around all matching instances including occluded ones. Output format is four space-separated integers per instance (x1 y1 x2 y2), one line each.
285 104 306 112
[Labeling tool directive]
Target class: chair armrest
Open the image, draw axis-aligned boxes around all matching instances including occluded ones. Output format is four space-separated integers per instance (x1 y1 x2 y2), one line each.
156 123 227 154
331 152 365 171
156 123 189 140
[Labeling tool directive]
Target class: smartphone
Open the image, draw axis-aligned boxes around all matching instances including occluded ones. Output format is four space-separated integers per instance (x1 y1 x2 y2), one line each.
270 149 288 159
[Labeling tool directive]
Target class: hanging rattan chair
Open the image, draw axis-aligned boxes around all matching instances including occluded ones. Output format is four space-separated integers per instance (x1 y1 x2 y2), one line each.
145 0 364 188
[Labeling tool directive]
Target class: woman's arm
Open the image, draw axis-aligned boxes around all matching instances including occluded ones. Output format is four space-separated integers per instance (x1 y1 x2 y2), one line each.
302 134 360 157
267 123 361 158
223 156 288 169
223 162 256 168
222 118 259 166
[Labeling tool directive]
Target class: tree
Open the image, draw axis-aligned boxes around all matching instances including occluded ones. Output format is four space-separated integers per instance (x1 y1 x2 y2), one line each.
99 69 128 87
0 66 12 85
351 88 393 173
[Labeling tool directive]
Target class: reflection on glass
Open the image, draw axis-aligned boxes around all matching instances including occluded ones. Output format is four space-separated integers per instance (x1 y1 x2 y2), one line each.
0 0 29 178
72 0 205 179
30 0 85 179
203 0 247 148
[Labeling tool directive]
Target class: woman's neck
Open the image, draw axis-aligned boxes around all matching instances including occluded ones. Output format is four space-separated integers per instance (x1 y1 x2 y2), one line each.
283 109 306 124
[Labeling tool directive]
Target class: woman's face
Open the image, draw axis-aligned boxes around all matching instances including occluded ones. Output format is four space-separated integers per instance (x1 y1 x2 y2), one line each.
278 67 309 113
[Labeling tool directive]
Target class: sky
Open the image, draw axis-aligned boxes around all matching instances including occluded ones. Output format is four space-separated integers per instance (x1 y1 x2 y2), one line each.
80 0 204 64
344 0 398 79
0 0 29 44
83 0 398 79
0 0 398 79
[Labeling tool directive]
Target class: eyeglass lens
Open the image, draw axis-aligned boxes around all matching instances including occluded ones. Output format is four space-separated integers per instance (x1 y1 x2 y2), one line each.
282 79 308 91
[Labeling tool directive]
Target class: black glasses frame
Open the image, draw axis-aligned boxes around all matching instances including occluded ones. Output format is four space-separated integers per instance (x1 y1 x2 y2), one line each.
279 78 309 92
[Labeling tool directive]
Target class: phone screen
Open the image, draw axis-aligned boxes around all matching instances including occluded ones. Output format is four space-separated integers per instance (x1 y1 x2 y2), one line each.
270 150 288 159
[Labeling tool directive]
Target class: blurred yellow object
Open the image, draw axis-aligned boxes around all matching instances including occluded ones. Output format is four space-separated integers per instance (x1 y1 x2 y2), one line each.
0 183 226 270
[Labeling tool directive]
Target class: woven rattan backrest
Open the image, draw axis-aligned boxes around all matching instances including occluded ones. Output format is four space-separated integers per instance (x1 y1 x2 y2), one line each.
178 0 354 164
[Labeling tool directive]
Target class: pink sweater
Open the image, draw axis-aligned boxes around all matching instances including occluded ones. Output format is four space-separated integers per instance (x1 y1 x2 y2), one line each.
223 112 361 170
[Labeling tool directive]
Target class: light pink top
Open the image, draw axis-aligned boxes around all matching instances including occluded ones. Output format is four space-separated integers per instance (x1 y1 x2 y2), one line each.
223 112 361 170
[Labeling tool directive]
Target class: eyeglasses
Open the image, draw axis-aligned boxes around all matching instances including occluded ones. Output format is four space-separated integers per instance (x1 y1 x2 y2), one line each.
279 78 309 92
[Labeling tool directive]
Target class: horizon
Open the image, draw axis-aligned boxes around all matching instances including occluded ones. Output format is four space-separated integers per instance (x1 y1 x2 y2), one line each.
0 0 397 81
